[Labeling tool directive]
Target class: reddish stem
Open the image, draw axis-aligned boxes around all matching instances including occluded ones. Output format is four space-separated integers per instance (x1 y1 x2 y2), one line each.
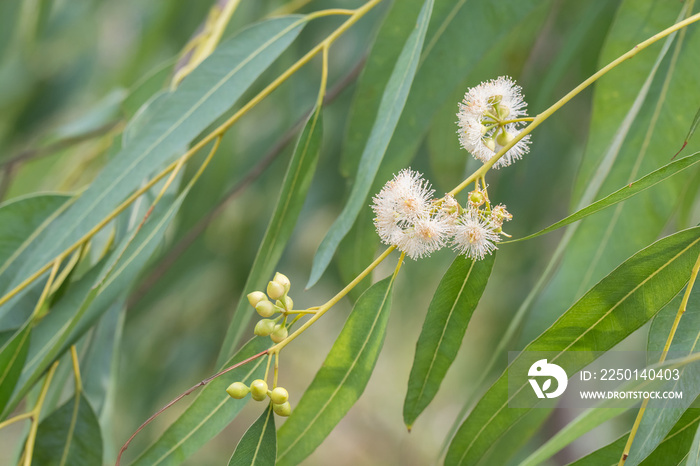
115 349 267 465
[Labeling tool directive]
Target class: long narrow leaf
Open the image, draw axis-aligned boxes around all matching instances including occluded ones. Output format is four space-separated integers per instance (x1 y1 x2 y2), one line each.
403 253 495 428
228 405 276 466
276 273 397 466
0 16 307 315
306 0 434 288
511 152 700 243
217 107 323 365
446 227 700 466
132 338 269 466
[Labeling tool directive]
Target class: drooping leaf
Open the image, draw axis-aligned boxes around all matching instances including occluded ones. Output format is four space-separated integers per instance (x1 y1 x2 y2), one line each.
306 0 434 288
276 273 397 466
445 227 700 466
0 15 307 316
403 253 495 428
228 405 276 466
31 393 103 466
132 337 268 466
217 107 323 365
0 325 30 415
512 152 700 243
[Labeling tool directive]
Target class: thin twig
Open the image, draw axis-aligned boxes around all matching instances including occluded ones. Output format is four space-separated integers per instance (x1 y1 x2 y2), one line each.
115 349 267 466
1 120 122 169
127 56 365 308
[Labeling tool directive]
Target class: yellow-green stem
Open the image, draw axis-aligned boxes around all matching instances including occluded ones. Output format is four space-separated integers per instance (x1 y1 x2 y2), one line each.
0 0 382 312
619 251 700 465
70 346 83 394
449 11 700 198
268 245 395 353
22 361 59 466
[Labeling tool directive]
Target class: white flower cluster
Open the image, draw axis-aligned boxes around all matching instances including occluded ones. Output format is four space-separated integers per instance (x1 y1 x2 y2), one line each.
372 169 511 261
457 76 531 168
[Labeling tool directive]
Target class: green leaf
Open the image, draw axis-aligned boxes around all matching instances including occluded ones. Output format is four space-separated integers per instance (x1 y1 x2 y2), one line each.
0 15 307 316
445 227 700 466
0 194 72 322
338 0 423 178
0 325 30 416
687 415 700 466
6 188 189 415
403 253 495 428
228 405 276 466
524 0 699 341
276 272 397 466
216 107 323 365
519 406 629 466
132 337 268 466
31 393 103 466
626 273 700 465
306 0 434 288
511 152 700 243
342 0 547 182
568 409 700 466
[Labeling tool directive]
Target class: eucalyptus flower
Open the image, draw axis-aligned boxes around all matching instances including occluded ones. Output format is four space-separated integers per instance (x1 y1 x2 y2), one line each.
452 208 501 260
457 76 531 168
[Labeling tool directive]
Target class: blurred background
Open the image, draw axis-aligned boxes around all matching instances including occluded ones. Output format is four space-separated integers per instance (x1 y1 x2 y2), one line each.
0 0 698 464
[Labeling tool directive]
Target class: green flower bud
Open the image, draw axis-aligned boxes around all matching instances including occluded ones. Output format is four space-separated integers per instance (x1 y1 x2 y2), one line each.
270 387 289 405
273 272 291 292
483 137 496 152
267 281 285 300
255 300 276 318
226 382 249 399
246 291 267 308
496 103 510 119
468 191 484 207
254 319 275 337
496 130 513 147
282 295 294 311
250 379 268 401
273 401 291 417
270 324 288 343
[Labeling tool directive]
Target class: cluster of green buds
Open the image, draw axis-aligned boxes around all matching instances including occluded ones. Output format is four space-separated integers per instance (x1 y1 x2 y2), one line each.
226 380 292 416
247 272 294 344
466 186 512 236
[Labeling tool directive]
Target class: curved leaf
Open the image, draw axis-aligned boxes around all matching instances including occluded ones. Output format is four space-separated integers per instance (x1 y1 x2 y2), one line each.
276 273 397 466
403 253 495 428
217 107 323 365
0 15 307 315
132 337 268 466
228 405 276 466
306 0 434 288
511 152 700 243
446 227 700 466
32 393 103 466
